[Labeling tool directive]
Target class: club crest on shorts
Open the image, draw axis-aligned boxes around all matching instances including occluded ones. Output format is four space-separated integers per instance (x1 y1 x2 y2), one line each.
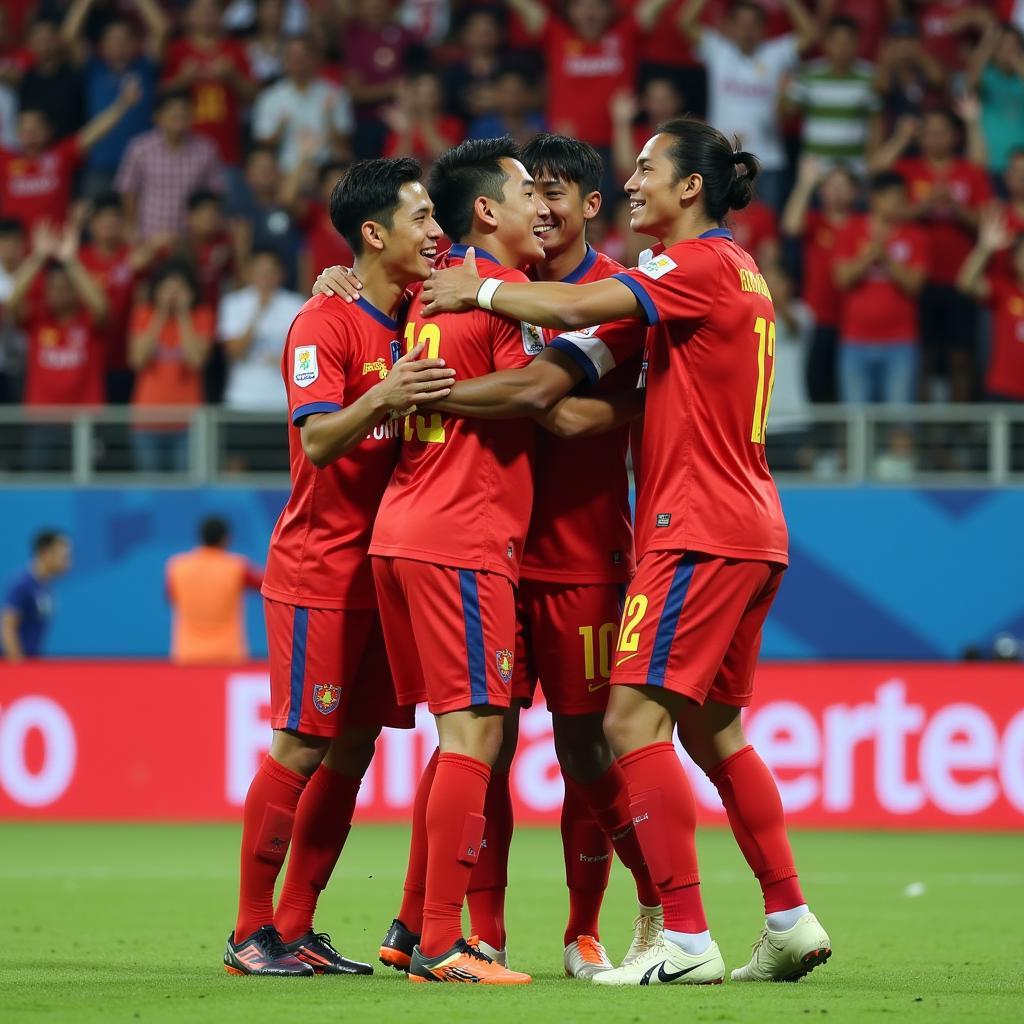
312 683 340 714
293 345 319 387
495 649 514 684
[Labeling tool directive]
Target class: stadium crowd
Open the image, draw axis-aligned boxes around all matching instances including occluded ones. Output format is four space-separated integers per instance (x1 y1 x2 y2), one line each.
0 0 1022 471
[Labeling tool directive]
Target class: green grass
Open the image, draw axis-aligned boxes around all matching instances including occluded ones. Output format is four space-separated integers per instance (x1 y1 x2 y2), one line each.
4 824 1023 1023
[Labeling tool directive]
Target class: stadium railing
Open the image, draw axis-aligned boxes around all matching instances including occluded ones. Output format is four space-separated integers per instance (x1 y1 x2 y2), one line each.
0 404 1022 485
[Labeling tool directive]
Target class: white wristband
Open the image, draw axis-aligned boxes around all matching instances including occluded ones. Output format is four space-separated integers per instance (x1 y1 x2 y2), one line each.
476 278 503 311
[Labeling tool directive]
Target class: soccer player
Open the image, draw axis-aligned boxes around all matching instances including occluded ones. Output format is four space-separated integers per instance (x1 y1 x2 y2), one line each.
419 117 833 986
224 157 454 977
369 137 549 985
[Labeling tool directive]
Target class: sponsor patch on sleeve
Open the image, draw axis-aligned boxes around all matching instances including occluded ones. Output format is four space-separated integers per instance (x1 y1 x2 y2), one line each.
637 254 677 280
293 345 319 387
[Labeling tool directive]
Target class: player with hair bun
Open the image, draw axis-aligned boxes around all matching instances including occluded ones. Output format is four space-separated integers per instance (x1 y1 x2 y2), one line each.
420 116 833 987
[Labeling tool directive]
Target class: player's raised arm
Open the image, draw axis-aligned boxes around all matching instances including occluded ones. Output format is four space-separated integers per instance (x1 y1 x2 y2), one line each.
421 246 643 330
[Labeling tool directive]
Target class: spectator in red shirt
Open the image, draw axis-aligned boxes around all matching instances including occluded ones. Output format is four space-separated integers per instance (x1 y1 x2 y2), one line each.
917 0 991 69
383 69 463 166
162 0 256 167
782 154 862 402
0 76 142 232
7 224 110 468
729 196 781 267
873 106 992 399
834 171 928 403
958 206 1024 400
343 0 421 158
0 7 32 86
181 189 235 309
503 0 677 152
467 63 548 147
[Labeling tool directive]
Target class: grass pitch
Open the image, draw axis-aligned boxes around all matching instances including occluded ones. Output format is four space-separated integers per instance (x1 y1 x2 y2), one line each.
4 823 1022 1023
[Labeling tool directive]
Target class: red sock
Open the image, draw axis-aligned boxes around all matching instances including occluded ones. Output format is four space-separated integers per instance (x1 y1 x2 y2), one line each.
574 763 660 908
274 763 361 942
561 774 611 946
619 743 707 934
466 771 512 949
709 745 805 914
420 752 490 957
397 747 438 934
234 755 308 941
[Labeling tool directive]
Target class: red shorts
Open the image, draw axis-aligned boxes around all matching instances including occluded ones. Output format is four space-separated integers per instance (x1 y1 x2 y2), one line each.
372 556 516 715
265 598 414 737
610 551 784 707
512 580 626 715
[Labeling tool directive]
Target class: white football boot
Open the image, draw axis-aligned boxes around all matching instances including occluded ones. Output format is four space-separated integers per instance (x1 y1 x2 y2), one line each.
731 912 832 982
563 935 614 979
593 937 724 986
621 903 664 966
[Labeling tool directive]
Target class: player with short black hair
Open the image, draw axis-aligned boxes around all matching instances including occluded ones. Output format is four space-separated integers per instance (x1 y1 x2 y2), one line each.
224 157 453 978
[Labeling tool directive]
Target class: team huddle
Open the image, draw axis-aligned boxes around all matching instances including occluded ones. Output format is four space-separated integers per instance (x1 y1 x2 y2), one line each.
223 118 833 987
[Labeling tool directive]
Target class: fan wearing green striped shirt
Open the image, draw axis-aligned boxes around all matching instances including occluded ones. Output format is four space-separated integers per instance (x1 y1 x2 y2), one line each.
782 16 884 171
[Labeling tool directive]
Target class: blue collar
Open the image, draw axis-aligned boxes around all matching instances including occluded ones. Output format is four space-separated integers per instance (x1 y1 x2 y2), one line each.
448 243 501 264
560 243 599 284
355 296 398 330
699 227 733 240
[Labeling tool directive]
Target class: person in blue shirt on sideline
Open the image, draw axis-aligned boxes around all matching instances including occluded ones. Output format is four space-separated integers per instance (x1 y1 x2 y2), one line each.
1 530 72 662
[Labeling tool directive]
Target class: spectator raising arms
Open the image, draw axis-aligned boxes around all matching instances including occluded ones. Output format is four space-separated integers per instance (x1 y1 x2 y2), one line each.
833 171 928 403
957 206 1024 402
965 19 1024 176
680 0 818 209
252 35 353 173
116 90 225 240
128 261 214 472
0 77 142 231
60 0 169 198
873 18 946 132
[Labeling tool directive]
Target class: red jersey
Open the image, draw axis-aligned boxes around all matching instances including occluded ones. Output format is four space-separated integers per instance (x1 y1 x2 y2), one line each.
801 211 850 327
23 308 105 406
163 38 251 165
0 139 82 230
261 294 402 609
834 216 929 341
896 157 992 284
194 234 234 308
986 277 1024 399
561 230 787 564
727 201 778 265
992 203 1024 279
79 244 138 372
522 245 640 585
918 0 976 67
369 245 537 582
545 16 638 147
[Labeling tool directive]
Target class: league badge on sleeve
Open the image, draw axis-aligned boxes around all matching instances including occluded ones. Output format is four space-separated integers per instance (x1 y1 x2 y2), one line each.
521 321 545 356
293 345 319 387
312 683 340 714
638 254 677 280
495 649 514 684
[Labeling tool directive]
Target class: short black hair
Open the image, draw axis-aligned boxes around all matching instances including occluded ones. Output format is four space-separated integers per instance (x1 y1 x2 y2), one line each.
870 170 906 193
429 137 520 241
826 15 861 34
249 245 285 268
329 157 423 255
521 134 602 199
90 192 123 215
246 142 279 163
200 516 229 547
0 217 24 237
188 189 223 212
149 259 199 304
33 529 66 555
155 88 191 113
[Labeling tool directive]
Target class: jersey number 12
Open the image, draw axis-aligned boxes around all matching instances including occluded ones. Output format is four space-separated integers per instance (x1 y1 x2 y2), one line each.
751 316 776 445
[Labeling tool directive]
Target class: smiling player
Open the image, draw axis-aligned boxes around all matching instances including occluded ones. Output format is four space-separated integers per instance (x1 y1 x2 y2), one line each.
225 158 455 977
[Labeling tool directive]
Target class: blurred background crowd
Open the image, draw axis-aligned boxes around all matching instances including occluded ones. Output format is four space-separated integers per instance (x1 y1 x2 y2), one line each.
0 0 1022 476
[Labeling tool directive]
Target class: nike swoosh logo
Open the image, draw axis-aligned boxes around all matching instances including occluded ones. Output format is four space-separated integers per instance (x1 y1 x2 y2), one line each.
615 653 639 668
640 959 715 985
588 681 609 692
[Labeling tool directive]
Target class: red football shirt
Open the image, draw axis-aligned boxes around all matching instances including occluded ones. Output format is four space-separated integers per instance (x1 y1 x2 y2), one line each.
801 211 850 328
369 245 537 582
23 308 105 406
896 157 992 284
606 230 788 564
0 138 83 230
261 294 402 609
992 203 1024 279
79 244 138 372
918 0 976 67
163 38 251 165
834 216 929 341
545 16 638 147
521 245 641 585
986 277 1024 399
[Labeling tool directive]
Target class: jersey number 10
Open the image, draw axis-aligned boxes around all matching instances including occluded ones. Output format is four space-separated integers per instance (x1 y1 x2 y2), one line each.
404 321 445 444
751 316 776 445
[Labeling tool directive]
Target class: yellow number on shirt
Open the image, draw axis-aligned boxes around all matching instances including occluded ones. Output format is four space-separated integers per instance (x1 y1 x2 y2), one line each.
579 622 617 680
403 321 445 444
615 595 649 660
194 84 226 123
751 316 777 445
